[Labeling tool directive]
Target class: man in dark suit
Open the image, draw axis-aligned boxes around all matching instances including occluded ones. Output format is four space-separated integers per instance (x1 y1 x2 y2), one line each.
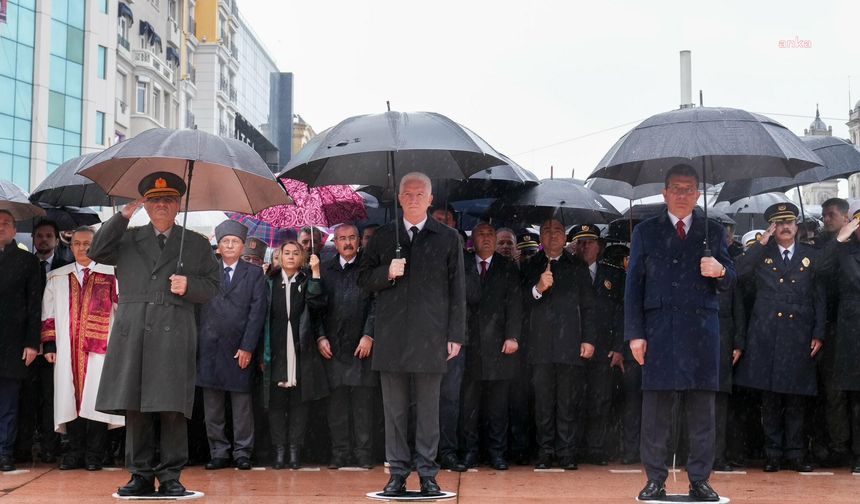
625 164 735 502
89 172 220 497
16 219 70 464
460 222 521 470
734 202 825 473
358 172 466 497
570 224 625 466
197 220 266 471
522 218 597 470
316 223 377 469
0 210 42 472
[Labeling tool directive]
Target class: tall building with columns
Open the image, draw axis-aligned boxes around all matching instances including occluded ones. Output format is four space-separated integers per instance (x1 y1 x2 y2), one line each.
801 105 839 205
847 100 860 198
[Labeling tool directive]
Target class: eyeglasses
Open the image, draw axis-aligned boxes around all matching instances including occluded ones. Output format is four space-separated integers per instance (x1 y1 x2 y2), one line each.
666 186 698 196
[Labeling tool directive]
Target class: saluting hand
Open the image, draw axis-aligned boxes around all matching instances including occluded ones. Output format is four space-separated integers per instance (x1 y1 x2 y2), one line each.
837 217 860 243
759 223 777 246
169 274 187 296
536 261 553 293
630 339 647 366
120 197 145 220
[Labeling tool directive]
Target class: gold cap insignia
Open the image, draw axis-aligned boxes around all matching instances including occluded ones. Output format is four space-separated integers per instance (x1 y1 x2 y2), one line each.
155 177 168 189
250 241 256 249
778 204 786 211
582 225 590 232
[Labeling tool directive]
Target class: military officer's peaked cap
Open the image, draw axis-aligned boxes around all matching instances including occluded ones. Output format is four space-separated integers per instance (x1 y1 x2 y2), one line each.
742 229 765 247
764 202 799 223
215 219 248 243
138 171 186 199
242 237 267 260
568 224 600 242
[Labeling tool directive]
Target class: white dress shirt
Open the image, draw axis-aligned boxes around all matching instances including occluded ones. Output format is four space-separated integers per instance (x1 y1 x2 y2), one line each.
222 259 239 281
74 262 95 286
476 254 493 274
667 211 693 235
404 217 428 240
778 243 796 262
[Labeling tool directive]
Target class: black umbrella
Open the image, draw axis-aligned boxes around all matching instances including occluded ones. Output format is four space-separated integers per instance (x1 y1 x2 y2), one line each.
77 128 291 271
485 178 620 226
18 205 101 232
280 108 508 257
584 177 665 201
588 106 823 255
30 153 132 208
0 180 47 220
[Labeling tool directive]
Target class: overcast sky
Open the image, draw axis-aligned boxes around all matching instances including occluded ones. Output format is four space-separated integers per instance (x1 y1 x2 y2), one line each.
241 0 860 183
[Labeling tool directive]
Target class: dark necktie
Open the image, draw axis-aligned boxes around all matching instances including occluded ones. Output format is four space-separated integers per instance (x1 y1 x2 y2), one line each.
157 234 167 250
783 249 790 267
82 267 90 285
676 220 686 240
223 266 232 289
40 260 48 284
480 260 488 281
410 226 419 244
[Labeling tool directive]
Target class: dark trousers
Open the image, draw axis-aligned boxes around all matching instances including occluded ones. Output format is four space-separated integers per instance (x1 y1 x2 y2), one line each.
848 392 860 458
380 372 442 477
437 350 465 458
327 385 374 461
0 378 22 456
817 326 850 456
202 388 254 459
761 391 807 461
532 363 585 459
715 392 729 462
621 360 642 460
508 359 532 458
66 417 108 465
15 357 57 457
582 359 613 457
461 376 509 459
125 410 187 483
641 390 715 483
267 385 309 448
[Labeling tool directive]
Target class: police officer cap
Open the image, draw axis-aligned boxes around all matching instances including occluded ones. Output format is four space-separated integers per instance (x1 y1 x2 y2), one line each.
138 172 186 199
742 229 765 247
567 224 600 242
764 202 799 223
242 237 267 260
215 220 248 243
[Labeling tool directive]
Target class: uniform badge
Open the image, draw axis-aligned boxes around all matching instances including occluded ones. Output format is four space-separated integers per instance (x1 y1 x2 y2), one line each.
778 204 786 211
604 279 612 290
764 258 773 264
802 257 810 267
250 241 257 249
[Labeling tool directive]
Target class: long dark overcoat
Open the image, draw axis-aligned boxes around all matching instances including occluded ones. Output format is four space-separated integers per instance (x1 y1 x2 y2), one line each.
197 259 267 393
824 237 860 391
464 251 522 381
717 285 746 393
521 251 597 366
357 218 466 374
624 210 736 391
0 241 42 380
733 240 825 396
89 213 220 418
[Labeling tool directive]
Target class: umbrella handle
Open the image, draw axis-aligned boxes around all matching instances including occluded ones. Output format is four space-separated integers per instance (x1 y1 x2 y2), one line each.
176 160 194 274
702 158 712 257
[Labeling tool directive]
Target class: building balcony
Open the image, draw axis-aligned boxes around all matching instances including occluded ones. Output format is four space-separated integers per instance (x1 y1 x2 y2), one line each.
132 49 174 86
117 34 131 51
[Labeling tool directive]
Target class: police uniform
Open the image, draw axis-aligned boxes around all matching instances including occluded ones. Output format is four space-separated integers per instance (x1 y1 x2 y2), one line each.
734 203 825 472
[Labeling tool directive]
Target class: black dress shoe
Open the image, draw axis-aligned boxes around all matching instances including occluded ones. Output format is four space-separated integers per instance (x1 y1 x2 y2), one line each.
461 452 479 469
0 455 16 472
205 457 231 470
534 455 552 470
273 445 286 470
440 453 466 472
763 458 780 472
489 457 509 470
785 459 813 472
328 455 347 469
713 459 734 472
288 445 301 469
851 459 860 473
59 456 84 470
560 457 578 470
157 479 187 497
86 463 102 471
235 457 252 470
637 480 666 501
117 474 155 497
689 480 720 502
382 474 407 496
419 476 442 496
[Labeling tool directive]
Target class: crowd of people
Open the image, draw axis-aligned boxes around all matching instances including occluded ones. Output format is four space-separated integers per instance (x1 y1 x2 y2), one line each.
1 167 860 500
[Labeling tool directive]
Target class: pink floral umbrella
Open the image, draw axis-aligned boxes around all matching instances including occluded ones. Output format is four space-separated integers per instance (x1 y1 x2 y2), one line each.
253 178 367 229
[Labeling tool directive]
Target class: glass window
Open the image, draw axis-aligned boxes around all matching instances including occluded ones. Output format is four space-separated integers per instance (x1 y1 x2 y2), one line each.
49 55 66 93
50 20 67 58
0 153 12 180
12 155 29 188
98 46 107 79
14 82 32 120
16 6 36 47
66 61 83 98
65 96 82 133
16 45 33 84
153 87 161 121
53 0 69 24
63 131 80 161
0 42 14 77
0 77 14 116
2 3 19 39
117 71 128 101
67 0 86 30
95 111 105 145
100 0 109 14
66 26 85 64
48 91 65 128
18 0 37 11
136 80 147 113
0 114 13 154
47 127 64 165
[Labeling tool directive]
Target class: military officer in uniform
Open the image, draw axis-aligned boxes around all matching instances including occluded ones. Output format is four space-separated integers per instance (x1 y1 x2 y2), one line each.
569 224 625 465
734 202 825 473
89 172 220 496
